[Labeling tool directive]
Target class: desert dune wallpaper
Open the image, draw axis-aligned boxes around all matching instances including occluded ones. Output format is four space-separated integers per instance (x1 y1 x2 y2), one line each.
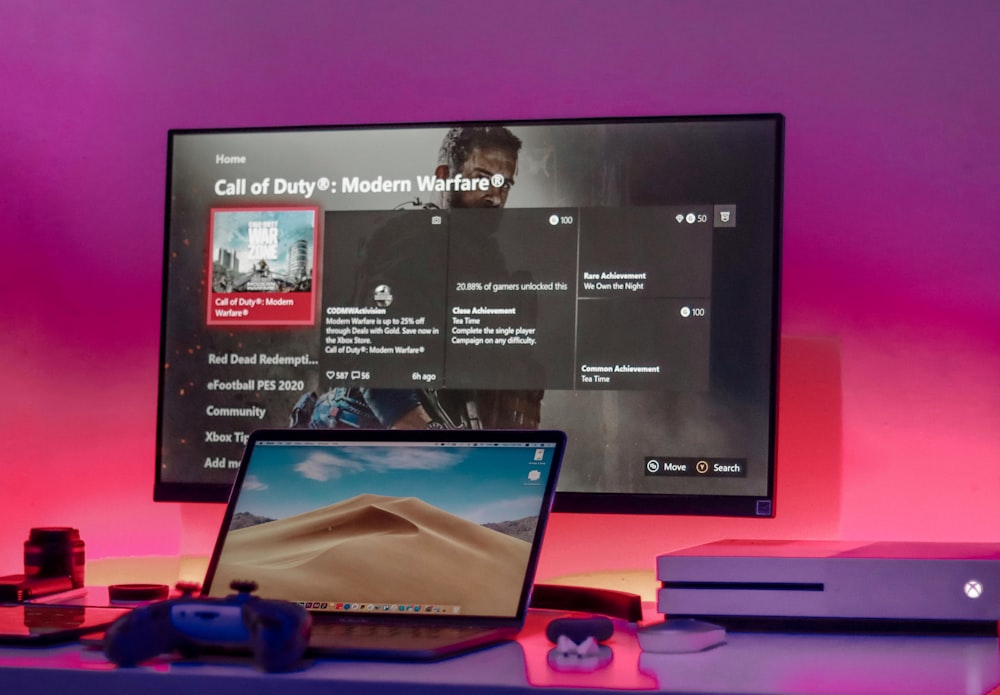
214 493 532 615
207 442 557 616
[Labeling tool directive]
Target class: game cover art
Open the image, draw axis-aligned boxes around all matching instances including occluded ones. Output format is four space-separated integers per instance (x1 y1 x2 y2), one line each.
207 207 320 326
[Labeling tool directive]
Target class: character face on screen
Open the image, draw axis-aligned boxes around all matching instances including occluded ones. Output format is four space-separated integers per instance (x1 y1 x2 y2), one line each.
435 127 521 209
299 124 542 434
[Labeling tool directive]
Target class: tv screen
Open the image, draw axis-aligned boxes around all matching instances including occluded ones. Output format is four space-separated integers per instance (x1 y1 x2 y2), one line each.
155 115 783 516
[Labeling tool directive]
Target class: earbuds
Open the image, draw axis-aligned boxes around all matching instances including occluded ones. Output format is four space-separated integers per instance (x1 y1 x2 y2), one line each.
545 616 615 672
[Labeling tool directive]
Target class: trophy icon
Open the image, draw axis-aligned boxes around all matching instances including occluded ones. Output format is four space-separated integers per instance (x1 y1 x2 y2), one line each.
715 205 736 227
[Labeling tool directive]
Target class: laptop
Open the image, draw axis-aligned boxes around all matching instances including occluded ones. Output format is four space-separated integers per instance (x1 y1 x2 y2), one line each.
201 427 566 659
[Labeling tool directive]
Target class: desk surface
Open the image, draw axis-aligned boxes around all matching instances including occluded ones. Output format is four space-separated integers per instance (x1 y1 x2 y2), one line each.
2 606 1000 695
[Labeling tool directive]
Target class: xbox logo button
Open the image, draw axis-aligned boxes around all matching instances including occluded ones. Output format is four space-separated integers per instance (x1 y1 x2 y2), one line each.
964 580 984 599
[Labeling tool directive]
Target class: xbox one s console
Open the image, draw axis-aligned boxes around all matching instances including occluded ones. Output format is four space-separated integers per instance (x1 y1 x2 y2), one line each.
657 540 1000 632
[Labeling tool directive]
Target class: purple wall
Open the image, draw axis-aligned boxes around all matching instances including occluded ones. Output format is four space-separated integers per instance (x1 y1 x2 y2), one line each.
2 1 998 577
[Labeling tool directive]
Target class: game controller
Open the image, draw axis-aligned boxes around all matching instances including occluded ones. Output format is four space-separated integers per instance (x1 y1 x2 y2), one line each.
103 580 311 672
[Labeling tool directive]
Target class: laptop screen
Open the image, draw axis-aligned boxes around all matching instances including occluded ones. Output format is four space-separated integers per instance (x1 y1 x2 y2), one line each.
203 429 565 620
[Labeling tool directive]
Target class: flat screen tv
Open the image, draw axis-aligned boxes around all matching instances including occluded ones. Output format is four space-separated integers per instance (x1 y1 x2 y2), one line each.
155 114 783 516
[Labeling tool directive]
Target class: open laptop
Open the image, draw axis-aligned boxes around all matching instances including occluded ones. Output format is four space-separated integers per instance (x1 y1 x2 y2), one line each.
201 427 566 659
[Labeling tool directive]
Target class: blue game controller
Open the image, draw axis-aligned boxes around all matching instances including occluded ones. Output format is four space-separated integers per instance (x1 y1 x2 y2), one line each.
103 580 311 672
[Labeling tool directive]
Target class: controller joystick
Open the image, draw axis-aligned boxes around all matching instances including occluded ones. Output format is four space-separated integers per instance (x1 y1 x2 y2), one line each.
175 581 200 597
103 580 311 672
230 579 258 594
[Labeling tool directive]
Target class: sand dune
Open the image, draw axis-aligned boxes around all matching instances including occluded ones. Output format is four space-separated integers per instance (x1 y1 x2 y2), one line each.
212 494 532 616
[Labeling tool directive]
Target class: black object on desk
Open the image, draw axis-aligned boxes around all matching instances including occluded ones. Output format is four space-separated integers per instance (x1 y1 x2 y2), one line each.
531 584 643 622
0 527 86 602
0 604 130 645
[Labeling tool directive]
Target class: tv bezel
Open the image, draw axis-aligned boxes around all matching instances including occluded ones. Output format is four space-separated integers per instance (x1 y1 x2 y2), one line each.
153 113 783 516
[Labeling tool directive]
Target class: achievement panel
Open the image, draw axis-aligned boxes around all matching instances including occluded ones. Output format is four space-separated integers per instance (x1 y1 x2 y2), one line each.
320 206 713 392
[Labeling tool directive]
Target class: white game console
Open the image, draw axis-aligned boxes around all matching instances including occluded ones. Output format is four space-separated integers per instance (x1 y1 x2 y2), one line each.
656 540 1000 631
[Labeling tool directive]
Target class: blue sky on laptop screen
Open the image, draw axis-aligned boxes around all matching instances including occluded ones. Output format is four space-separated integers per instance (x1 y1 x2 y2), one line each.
235 443 555 525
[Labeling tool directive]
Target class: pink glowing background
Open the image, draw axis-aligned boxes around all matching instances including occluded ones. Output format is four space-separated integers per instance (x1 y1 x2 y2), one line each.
1 1 998 581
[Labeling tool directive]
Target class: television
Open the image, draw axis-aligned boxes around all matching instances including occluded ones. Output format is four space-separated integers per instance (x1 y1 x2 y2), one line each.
155 114 783 517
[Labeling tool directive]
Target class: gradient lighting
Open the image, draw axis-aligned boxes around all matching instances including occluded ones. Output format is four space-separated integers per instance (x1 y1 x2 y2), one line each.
1 2 998 584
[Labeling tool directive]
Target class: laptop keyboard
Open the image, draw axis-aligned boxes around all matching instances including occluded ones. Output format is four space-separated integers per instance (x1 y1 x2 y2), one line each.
311 621 487 647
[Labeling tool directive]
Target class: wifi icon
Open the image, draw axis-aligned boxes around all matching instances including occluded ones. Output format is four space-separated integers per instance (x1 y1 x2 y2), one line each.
675 214 684 223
